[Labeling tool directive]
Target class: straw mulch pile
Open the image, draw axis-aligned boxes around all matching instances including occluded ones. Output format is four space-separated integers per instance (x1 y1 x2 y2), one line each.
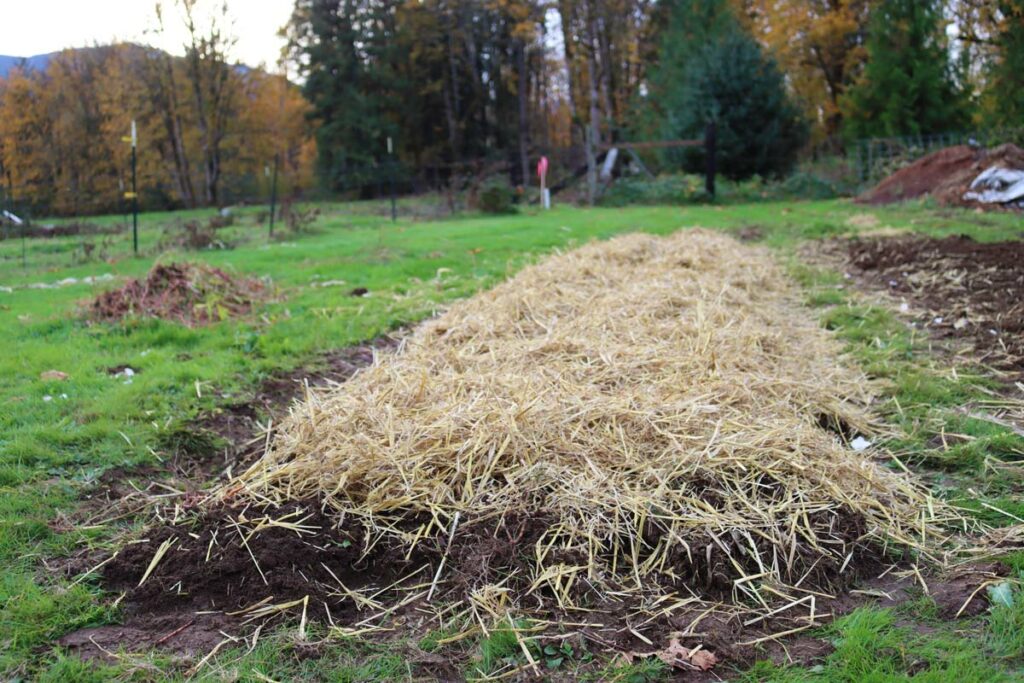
213 230 950 630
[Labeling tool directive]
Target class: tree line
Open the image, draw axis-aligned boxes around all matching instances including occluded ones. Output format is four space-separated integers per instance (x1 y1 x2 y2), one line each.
0 2 313 217
1 0 1021 215
290 0 1022 191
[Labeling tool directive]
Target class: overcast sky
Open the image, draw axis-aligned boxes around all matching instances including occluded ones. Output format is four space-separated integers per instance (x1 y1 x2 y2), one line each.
1 0 294 68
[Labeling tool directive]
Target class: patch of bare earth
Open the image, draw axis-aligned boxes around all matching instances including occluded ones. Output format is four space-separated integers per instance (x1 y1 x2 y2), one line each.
826 233 1024 381
857 143 1024 210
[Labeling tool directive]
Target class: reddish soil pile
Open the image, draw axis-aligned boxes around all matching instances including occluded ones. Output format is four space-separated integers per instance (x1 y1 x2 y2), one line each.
844 234 1024 376
89 262 267 326
859 144 1024 207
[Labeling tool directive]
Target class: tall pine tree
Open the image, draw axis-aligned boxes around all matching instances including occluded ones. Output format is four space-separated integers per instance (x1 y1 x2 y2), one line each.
288 0 402 193
646 0 807 179
841 0 971 140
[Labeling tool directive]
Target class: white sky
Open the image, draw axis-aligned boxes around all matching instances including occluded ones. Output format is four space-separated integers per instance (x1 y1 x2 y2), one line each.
0 0 294 69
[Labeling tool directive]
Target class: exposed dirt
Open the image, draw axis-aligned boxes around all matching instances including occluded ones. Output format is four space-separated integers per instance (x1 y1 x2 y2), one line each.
88 262 269 326
838 234 1024 377
56 336 405 661
858 143 1024 209
71 496 1010 679
735 225 765 242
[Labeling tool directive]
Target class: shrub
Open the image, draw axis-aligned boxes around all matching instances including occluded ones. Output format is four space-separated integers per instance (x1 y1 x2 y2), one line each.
478 179 517 214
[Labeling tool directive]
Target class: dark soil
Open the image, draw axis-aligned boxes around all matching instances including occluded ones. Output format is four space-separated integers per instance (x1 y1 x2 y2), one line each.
88 262 268 327
86 487 960 678
858 143 1024 209
102 502 429 621
842 234 1024 377
57 336 406 661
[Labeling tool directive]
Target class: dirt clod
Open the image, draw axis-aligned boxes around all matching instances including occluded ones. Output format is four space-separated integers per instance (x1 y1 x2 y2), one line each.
88 262 268 326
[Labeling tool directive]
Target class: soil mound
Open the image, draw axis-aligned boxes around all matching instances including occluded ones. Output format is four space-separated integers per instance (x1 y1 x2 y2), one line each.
89 262 267 326
859 144 1024 207
845 234 1024 375
108 231 953 662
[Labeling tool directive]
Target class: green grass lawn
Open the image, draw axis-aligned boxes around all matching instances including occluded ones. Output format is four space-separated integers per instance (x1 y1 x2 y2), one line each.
1 198 1022 681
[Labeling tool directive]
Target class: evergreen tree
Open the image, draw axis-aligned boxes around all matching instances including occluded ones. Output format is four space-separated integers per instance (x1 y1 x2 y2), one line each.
647 0 808 179
289 0 402 193
841 0 972 140
980 1 1024 130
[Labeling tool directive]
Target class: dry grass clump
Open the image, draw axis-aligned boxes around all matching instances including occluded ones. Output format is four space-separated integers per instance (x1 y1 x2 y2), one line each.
229 229 948 619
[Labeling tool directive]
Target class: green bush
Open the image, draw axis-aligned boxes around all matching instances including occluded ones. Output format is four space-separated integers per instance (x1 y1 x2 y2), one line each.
478 179 517 214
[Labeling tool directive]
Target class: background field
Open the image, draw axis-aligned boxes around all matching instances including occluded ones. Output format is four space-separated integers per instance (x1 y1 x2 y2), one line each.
2 199 1023 681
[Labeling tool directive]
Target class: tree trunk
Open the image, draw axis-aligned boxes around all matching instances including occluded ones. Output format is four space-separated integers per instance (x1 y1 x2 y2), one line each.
558 0 579 135
516 39 530 188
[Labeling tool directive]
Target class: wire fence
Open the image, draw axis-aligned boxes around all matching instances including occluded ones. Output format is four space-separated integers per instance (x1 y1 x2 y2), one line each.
3 127 1022 273
854 127 1024 184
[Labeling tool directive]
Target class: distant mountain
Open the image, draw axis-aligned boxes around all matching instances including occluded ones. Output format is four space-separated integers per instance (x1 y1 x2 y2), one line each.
0 49 254 80
0 52 56 78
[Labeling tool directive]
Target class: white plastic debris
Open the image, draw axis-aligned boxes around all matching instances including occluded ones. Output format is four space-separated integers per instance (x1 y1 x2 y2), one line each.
899 302 910 313
963 166 1024 206
850 436 872 451
42 395 53 402
933 317 944 324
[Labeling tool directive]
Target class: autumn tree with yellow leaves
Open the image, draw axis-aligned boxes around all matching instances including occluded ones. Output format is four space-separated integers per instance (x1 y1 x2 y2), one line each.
0 5 314 217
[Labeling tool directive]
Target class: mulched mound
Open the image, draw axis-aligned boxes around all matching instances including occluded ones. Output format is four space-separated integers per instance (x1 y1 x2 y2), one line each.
858 144 1024 208
89 262 268 326
845 234 1024 375
100 231 954 671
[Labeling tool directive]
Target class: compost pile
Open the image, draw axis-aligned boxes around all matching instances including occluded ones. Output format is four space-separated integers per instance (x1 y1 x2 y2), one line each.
89 262 267 326
846 234 1024 376
111 231 949 657
859 143 1024 207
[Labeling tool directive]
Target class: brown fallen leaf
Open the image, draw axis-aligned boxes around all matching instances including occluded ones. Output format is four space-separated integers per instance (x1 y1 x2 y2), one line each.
656 635 719 671
690 649 718 671
40 370 69 381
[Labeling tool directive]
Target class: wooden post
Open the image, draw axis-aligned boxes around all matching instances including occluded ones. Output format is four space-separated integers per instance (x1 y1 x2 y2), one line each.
268 153 279 237
704 122 717 200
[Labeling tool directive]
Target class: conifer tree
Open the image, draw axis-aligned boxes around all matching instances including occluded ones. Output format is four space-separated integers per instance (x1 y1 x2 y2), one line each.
841 0 972 140
647 0 808 179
